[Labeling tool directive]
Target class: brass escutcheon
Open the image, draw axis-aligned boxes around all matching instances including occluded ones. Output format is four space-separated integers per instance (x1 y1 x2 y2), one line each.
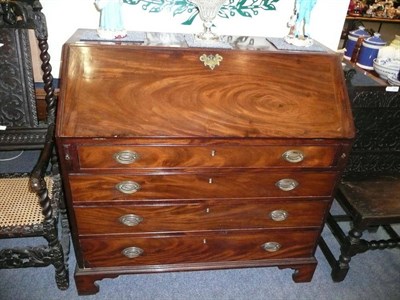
199 54 223 70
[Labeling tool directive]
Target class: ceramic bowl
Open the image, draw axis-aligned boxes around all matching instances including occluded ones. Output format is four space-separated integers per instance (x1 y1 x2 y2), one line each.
387 73 400 86
373 58 400 80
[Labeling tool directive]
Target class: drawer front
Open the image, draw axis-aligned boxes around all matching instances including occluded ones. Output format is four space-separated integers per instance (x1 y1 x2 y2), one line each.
77 145 337 169
79 230 319 268
75 200 328 234
69 172 337 202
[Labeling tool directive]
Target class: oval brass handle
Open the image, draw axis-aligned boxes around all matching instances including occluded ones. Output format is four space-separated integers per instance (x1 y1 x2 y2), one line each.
113 150 140 164
119 214 143 226
262 242 281 252
275 178 299 191
269 210 288 222
122 246 144 258
282 150 304 163
116 181 141 194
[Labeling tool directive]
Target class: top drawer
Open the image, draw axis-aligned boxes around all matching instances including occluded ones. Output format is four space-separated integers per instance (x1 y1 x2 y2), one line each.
77 145 338 170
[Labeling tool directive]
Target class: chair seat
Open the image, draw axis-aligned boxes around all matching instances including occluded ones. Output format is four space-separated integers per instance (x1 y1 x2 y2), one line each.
339 175 400 224
0 176 53 229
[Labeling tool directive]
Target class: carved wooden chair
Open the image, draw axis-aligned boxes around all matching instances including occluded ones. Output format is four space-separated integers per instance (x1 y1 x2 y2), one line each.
319 67 400 281
0 0 69 290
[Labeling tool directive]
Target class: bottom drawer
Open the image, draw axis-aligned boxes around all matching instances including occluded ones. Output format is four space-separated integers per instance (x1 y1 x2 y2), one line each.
80 230 319 268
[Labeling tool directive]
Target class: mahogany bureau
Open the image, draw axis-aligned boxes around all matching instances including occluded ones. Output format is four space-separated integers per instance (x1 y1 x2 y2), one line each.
56 29 355 295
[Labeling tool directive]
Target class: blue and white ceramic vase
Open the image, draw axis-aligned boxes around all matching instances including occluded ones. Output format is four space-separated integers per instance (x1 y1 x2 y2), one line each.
357 33 386 70
344 26 371 60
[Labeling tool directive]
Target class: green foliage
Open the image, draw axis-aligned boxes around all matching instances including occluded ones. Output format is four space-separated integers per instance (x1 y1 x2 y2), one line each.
123 0 280 25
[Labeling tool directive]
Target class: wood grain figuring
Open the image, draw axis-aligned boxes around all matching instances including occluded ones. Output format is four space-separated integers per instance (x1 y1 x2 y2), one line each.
77 145 338 169
56 30 355 294
69 172 337 202
80 229 319 267
58 46 353 139
75 200 329 234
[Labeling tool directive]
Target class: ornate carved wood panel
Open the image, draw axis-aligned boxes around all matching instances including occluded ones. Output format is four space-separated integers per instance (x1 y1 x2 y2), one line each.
0 27 37 128
344 87 400 177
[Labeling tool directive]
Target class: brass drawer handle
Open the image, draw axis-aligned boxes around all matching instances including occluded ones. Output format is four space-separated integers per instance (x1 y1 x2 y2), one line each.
116 181 141 194
113 150 140 164
119 214 143 226
275 178 299 191
262 242 281 252
269 210 288 222
282 150 304 163
122 246 144 259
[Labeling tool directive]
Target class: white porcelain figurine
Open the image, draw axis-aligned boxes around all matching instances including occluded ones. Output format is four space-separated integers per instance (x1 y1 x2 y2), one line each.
95 0 127 39
285 0 318 47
